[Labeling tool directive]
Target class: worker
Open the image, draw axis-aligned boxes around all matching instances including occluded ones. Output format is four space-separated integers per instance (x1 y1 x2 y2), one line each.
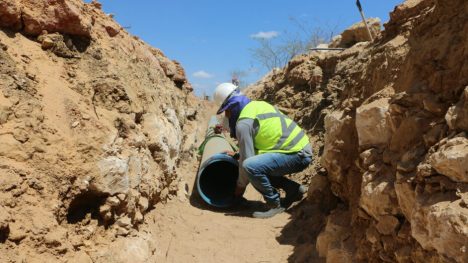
214 83 312 218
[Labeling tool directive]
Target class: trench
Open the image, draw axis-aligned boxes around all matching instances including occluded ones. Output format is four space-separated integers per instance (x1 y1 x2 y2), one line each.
143 107 332 263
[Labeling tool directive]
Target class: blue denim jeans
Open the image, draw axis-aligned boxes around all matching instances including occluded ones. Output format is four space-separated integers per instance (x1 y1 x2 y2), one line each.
242 152 312 206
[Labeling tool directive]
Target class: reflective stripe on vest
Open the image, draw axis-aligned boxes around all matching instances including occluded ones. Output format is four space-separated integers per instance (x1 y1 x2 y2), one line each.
238 101 309 153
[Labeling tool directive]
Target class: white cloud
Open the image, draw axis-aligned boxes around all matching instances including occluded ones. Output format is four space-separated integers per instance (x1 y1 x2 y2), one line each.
193 70 214 79
250 31 279 39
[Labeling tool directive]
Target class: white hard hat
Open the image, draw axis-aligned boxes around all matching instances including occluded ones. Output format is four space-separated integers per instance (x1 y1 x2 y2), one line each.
213 83 238 112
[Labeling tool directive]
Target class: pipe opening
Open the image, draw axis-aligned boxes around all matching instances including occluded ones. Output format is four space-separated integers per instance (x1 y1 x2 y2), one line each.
198 159 238 207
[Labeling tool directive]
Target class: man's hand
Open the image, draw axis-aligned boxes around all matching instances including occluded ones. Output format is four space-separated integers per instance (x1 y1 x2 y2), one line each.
234 185 246 197
224 151 240 160
214 124 224 134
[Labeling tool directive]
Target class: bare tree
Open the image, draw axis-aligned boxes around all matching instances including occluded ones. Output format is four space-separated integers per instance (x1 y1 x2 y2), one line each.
230 69 249 89
250 39 285 71
250 17 337 71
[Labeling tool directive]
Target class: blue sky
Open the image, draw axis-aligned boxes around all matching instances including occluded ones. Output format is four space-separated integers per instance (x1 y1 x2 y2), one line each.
93 0 403 97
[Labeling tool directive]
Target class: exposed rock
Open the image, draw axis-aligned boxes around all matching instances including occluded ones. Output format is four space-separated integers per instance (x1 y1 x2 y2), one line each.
114 226 129 237
316 209 353 262
375 215 399 235
7 222 27 242
359 148 380 169
116 216 131 229
90 0 102 10
329 35 342 48
105 24 120 37
389 115 428 153
411 197 468 263
423 123 446 148
422 94 447 115
116 193 126 201
40 36 55 50
285 54 322 86
429 137 468 183
106 196 120 207
21 0 92 37
37 33 77 58
93 156 130 195
133 211 143 224
356 98 391 148
172 60 187 83
321 110 359 200
92 81 131 113
159 56 177 78
445 87 468 131
360 169 400 219
0 0 22 30
138 197 149 211
143 109 182 172
334 18 381 48
156 53 191 90
394 176 417 220
127 154 145 188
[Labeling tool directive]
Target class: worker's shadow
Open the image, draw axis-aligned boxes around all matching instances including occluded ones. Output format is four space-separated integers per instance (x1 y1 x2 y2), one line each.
189 190 266 218
189 188 306 218
222 198 269 218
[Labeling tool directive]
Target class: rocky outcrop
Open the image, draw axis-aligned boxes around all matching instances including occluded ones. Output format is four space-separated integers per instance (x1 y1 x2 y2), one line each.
411 193 468 263
0 0 22 30
356 98 391 148
22 0 92 36
0 0 92 36
428 137 468 183
247 0 468 262
330 18 381 48
316 209 353 262
445 87 468 131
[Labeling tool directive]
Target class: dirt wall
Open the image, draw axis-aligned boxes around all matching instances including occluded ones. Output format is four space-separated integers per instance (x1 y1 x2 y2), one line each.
0 0 210 262
247 0 468 262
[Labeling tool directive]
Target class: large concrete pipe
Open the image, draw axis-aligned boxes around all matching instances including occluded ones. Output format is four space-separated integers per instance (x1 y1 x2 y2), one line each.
196 116 239 207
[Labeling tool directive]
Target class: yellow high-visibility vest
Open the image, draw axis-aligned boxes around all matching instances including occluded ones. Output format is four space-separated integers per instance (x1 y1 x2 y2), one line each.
238 101 309 154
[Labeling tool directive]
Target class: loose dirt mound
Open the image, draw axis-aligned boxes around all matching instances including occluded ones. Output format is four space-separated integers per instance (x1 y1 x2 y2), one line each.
247 0 468 262
0 0 211 261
